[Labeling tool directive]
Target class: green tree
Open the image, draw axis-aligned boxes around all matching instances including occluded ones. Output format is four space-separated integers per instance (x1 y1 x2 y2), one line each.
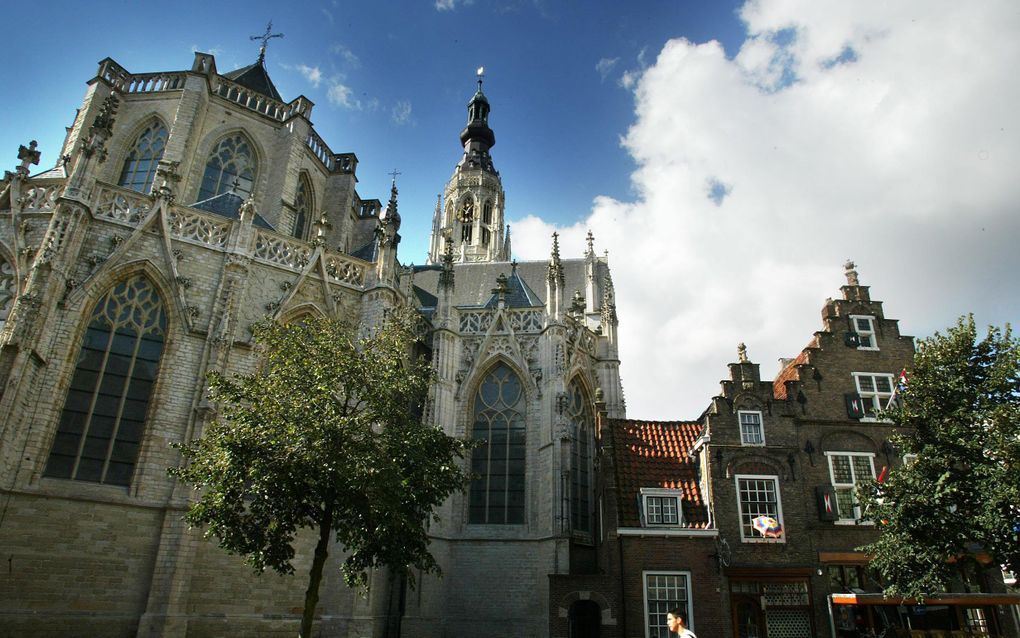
170 310 469 638
859 316 1020 599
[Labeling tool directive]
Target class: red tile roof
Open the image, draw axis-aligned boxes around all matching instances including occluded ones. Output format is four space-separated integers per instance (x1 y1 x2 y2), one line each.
772 338 817 399
610 419 709 528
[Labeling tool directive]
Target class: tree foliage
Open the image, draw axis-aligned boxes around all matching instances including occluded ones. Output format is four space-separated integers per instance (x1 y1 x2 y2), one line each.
170 309 470 637
859 316 1020 599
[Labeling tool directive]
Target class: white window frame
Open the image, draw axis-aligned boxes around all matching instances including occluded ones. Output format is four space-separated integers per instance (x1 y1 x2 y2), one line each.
850 314 879 350
643 570 693 638
825 451 876 522
640 488 684 527
852 372 895 421
738 410 765 446
735 474 785 543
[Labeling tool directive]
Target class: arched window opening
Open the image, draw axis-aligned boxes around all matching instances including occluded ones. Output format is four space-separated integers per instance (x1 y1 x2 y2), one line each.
293 175 312 239
482 200 493 225
0 253 16 331
117 120 168 193
469 362 526 524
481 227 490 246
44 275 168 486
460 198 475 243
568 378 594 532
197 133 257 201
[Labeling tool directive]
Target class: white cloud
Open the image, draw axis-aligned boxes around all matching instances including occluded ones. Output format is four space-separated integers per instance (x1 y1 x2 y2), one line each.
331 43 360 68
596 57 619 81
296 64 322 88
435 0 474 11
321 7 334 25
391 100 413 125
511 0 1020 419
327 81 358 109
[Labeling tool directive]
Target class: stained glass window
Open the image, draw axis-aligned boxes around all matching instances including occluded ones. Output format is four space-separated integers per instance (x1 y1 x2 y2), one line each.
44 276 167 486
117 120 168 193
469 363 526 524
568 378 593 532
197 133 257 201
294 175 311 239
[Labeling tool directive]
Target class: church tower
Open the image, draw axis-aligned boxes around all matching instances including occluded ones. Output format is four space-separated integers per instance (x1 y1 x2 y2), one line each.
427 70 509 263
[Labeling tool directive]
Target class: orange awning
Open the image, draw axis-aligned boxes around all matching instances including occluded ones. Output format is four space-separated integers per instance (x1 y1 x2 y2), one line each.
832 593 1020 606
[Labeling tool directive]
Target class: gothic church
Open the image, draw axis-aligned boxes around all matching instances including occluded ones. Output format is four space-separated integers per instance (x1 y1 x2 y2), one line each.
0 46 623 637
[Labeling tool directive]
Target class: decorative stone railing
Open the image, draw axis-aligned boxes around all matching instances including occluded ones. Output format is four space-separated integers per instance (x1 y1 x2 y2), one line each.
93 184 152 224
17 179 66 213
253 230 367 286
211 76 312 122
122 72 186 93
306 130 335 171
167 207 230 248
459 309 544 334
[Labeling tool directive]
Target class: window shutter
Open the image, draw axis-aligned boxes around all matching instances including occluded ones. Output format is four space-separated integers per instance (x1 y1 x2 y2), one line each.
816 485 839 521
845 393 865 419
844 331 861 347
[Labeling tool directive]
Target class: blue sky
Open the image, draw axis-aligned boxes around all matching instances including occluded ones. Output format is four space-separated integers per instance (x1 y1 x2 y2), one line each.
3 1 1018 419
1 1 742 262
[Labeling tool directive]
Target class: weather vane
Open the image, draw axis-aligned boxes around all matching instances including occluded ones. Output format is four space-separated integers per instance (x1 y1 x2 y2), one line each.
476 66 485 90
251 21 284 64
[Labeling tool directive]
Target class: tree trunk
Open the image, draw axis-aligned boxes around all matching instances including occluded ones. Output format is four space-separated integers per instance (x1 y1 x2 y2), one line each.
300 504 334 638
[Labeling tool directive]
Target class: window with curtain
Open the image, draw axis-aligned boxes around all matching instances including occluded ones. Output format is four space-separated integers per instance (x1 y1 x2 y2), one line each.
567 378 593 532
197 133 257 201
469 362 526 524
44 275 167 487
117 120 168 193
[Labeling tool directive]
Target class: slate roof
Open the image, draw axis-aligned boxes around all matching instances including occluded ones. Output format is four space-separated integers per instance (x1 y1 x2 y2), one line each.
191 192 274 229
611 419 710 528
411 257 608 310
351 239 378 262
483 268 543 309
30 165 67 180
222 62 283 102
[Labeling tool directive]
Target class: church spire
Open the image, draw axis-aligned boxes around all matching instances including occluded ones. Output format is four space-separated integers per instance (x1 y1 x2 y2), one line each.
458 66 496 173
428 69 508 264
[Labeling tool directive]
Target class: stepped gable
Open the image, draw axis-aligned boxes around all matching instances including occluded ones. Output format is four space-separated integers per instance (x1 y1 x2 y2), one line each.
772 348 811 400
611 419 709 528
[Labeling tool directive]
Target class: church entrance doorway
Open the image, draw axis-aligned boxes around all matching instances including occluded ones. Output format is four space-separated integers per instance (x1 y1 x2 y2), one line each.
568 599 601 638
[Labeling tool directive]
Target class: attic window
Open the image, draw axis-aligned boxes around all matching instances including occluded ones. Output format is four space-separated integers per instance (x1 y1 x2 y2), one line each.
850 315 878 350
738 410 765 446
640 488 684 526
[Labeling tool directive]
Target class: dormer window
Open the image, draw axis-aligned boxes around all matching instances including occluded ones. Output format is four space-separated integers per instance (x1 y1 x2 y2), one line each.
640 488 683 526
738 410 765 446
850 315 878 350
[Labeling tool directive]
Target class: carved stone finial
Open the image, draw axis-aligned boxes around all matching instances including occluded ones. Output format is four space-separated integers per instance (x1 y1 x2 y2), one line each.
570 289 585 314
551 232 561 260
585 229 594 255
239 196 257 222
16 141 41 176
844 259 859 286
737 342 749 363
492 272 509 297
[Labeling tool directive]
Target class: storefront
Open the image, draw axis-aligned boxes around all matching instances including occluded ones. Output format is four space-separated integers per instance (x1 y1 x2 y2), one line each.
828 592 1020 638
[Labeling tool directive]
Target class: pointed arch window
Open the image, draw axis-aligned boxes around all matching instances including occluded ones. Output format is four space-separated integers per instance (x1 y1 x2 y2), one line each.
460 198 474 242
197 133 257 201
482 200 493 225
117 120 168 193
469 362 526 524
568 378 594 532
44 275 168 487
0 252 15 331
293 175 312 239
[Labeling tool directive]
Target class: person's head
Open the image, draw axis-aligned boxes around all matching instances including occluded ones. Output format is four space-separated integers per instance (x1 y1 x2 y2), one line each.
666 608 688 633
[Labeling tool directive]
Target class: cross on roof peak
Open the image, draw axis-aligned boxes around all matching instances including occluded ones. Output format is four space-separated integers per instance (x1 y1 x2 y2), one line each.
251 21 284 64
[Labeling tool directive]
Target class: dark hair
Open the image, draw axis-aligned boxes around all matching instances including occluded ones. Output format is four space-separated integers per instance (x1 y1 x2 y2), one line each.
668 608 687 625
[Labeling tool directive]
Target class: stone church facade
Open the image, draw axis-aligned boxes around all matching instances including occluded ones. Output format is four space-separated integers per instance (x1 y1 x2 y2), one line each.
0 49 623 637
